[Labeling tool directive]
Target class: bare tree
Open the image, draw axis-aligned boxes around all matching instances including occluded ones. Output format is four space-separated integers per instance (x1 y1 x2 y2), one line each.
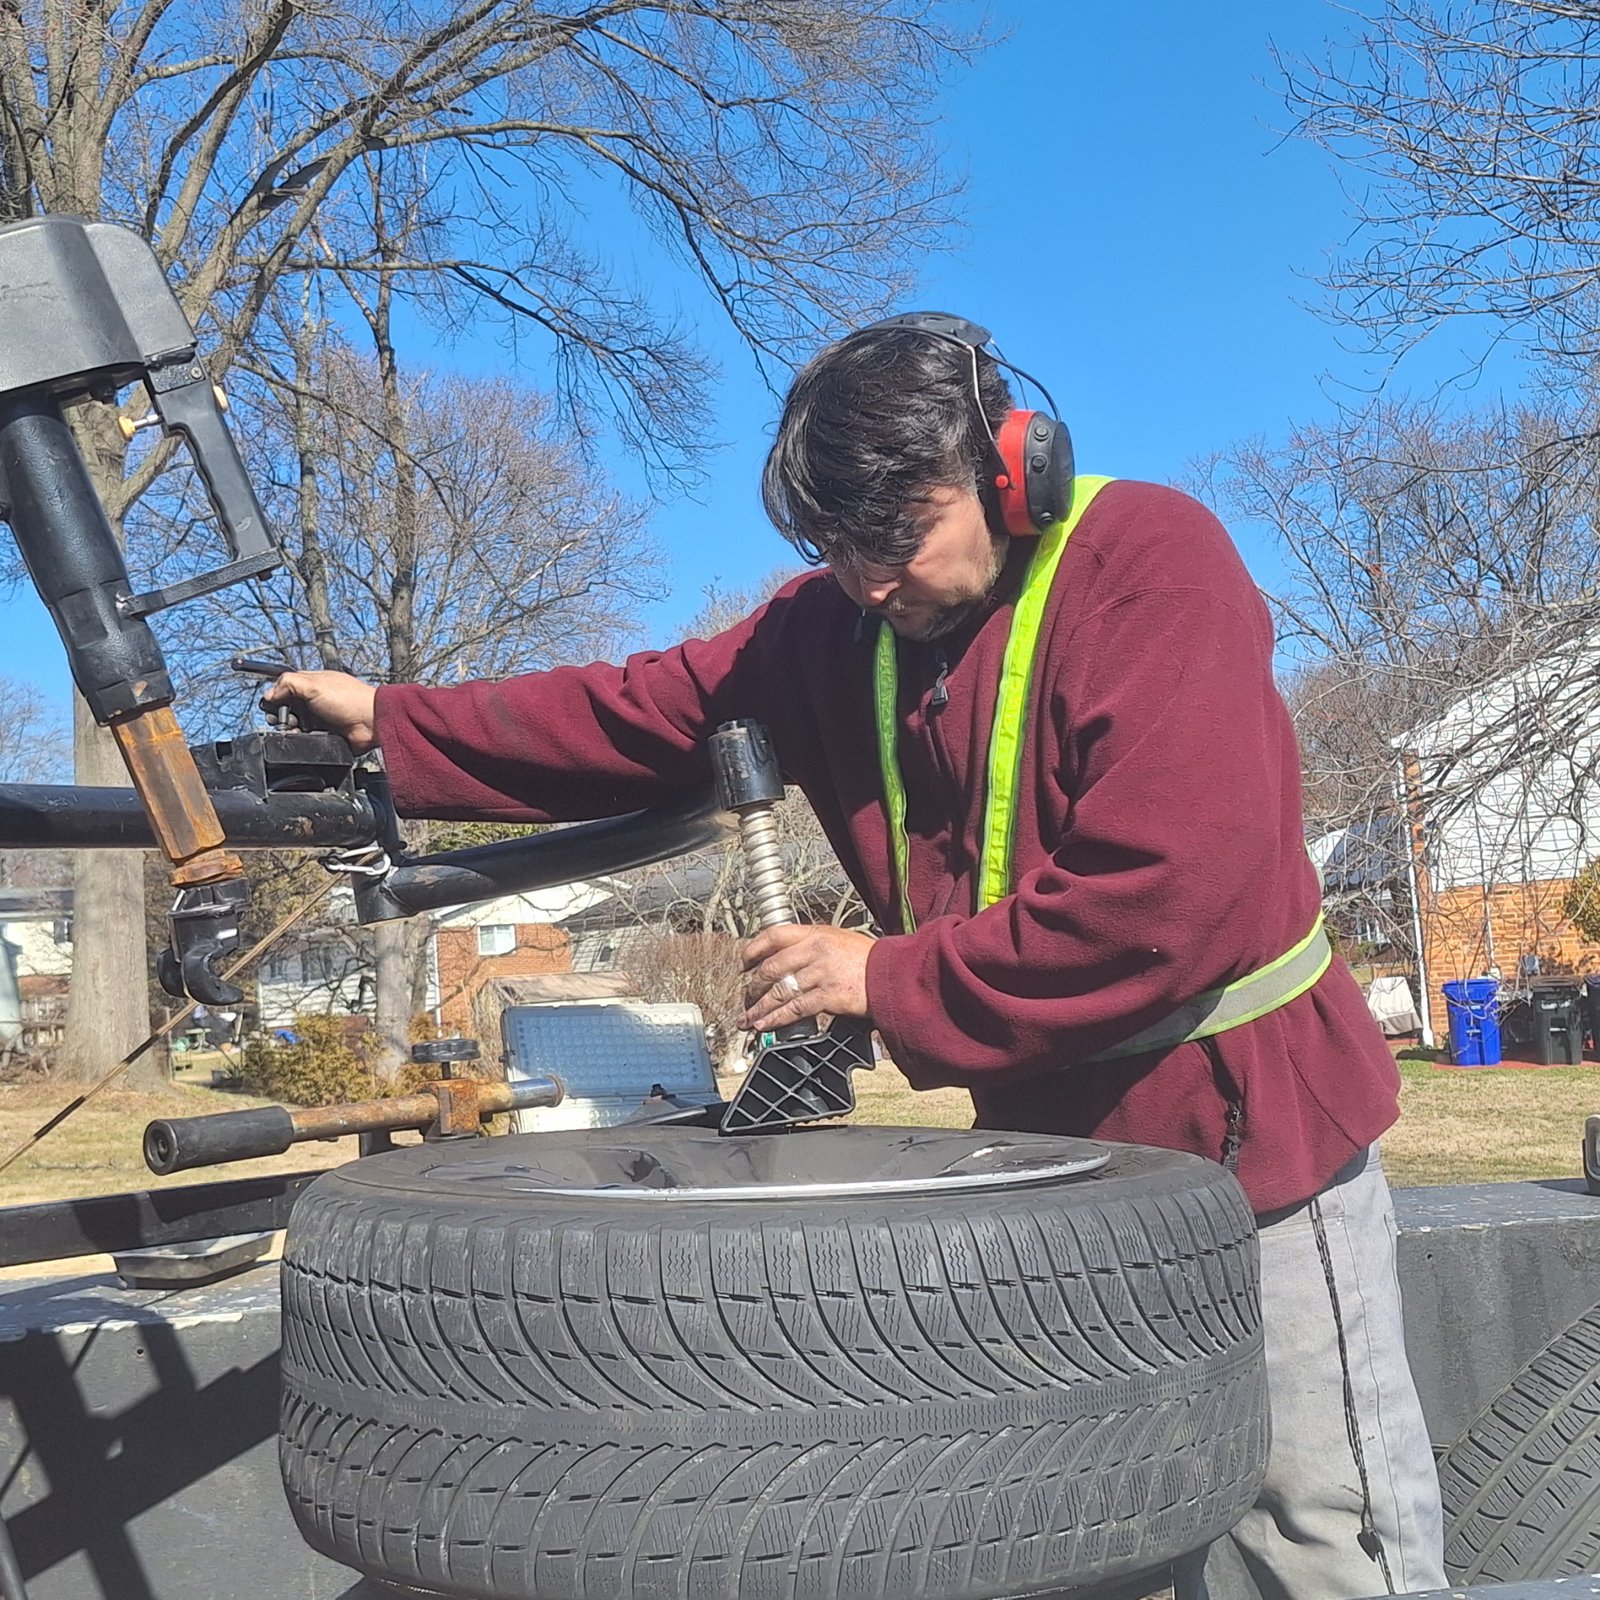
1284 1 1600 364
1204 389 1600 982
0 0 977 1083
0 678 68 787
0 676 70 889
139 312 665 1070
682 569 808 640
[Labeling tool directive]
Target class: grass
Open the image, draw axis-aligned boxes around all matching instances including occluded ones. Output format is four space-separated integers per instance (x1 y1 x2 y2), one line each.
1384 1057 1598 1187
845 1055 1600 1191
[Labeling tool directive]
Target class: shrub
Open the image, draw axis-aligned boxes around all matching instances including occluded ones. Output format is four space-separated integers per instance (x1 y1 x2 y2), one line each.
239 1015 382 1107
1563 862 1600 947
239 1013 488 1107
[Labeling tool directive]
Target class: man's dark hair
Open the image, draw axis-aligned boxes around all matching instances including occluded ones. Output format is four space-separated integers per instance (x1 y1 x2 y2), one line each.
761 327 1015 570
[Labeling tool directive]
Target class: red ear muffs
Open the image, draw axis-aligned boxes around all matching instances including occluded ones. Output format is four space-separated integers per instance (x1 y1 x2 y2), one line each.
992 409 1074 536
856 311 1076 537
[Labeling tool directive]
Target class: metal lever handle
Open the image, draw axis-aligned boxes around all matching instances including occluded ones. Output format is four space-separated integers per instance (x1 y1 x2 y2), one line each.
231 655 300 728
230 655 294 678
146 365 275 561
144 1075 565 1174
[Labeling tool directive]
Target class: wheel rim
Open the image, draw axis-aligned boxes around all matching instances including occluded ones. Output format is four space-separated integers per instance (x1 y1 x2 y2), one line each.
380 1124 1112 1202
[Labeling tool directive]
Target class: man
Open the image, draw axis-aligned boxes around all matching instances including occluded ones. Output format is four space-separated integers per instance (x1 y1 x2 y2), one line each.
268 317 1445 1600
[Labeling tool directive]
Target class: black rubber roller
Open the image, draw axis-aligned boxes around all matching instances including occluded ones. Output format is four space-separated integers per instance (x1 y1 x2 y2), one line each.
144 1105 296 1174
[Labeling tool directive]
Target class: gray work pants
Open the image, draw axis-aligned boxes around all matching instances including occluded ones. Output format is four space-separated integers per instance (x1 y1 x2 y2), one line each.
1174 1145 1446 1600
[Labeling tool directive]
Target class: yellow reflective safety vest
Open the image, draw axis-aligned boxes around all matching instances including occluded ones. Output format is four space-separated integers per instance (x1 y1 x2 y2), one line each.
872 475 1331 1062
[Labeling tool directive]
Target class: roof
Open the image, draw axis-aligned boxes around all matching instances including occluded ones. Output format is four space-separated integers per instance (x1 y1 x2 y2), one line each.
1307 817 1407 892
484 973 640 1005
433 883 610 928
0 887 71 918
1391 640 1600 759
562 847 857 932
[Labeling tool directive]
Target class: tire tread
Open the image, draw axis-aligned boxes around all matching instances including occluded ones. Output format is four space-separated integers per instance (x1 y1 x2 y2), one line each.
280 1134 1267 1600
1440 1302 1600 1583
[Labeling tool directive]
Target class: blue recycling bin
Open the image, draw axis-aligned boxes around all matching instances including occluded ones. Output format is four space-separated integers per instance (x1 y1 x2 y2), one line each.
1442 978 1502 1066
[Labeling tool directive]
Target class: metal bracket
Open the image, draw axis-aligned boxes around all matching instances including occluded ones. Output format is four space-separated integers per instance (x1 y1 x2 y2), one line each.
120 550 280 617
720 1020 876 1134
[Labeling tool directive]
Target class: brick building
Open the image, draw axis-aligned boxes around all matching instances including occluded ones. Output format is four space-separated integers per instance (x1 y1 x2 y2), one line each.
256 883 610 1035
428 886 610 1033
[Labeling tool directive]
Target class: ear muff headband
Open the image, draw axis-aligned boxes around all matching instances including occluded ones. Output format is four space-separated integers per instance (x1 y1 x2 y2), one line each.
857 312 1075 536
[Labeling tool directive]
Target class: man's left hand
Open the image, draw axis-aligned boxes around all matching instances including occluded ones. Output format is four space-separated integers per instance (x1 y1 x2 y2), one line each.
741 924 875 1033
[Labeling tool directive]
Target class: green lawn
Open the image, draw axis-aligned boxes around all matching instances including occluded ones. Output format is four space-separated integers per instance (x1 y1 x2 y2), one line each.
843 1056 1600 1189
1382 1057 1598 1187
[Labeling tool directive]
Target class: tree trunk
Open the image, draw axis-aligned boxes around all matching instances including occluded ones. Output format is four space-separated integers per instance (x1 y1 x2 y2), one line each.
60 704 159 1084
58 402 158 1086
371 913 429 1084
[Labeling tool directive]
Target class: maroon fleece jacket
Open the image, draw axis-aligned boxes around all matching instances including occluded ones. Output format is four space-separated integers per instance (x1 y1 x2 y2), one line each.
376 479 1399 1213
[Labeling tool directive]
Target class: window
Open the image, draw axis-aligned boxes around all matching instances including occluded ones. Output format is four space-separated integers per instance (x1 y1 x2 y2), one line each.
262 950 295 984
477 924 515 957
300 946 338 983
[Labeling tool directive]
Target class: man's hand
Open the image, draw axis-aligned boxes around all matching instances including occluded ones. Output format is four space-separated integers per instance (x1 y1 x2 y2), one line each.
263 671 380 753
741 924 875 1033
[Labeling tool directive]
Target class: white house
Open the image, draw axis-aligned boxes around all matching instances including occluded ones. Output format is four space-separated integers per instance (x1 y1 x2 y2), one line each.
1393 644 1600 1029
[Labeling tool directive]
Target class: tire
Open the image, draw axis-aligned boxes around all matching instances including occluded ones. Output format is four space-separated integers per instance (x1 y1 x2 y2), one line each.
1440 1301 1600 1583
279 1124 1267 1600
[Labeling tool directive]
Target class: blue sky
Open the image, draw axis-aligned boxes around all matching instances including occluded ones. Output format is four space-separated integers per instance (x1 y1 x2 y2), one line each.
1 1 1526 710
614 0 1517 647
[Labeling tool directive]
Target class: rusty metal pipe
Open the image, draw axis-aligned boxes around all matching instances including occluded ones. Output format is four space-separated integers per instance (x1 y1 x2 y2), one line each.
143 1076 564 1175
111 706 243 885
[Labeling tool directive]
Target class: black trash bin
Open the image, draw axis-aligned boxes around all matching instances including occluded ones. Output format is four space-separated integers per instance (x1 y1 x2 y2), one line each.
1584 976 1600 1059
1529 979 1584 1065
1500 994 1534 1053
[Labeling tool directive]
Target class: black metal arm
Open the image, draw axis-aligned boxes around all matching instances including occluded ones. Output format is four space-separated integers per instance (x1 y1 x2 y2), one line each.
353 787 731 921
0 765 729 922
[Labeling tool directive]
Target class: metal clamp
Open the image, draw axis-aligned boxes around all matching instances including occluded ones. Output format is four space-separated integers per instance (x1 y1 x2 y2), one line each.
156 878 250 1006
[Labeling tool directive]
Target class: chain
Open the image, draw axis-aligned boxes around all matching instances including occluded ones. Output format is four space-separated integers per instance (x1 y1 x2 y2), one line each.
320 842 392 878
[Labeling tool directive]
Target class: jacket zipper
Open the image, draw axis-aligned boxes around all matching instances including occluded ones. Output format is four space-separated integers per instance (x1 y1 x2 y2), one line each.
924 648 968 892
1202 1036 1245 1173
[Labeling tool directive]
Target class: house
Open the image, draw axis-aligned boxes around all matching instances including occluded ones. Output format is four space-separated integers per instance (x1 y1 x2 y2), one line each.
255 881 611 1034
1307 817 1408 953
1393 647 1600 1038
0 886 72 1051
427 884 610 1032
255 889 371 1029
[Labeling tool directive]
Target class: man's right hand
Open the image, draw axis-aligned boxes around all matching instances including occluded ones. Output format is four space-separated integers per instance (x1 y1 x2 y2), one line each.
263 671 380 753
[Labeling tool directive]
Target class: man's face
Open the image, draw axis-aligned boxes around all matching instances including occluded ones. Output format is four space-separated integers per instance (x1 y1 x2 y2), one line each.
830 485 1007 642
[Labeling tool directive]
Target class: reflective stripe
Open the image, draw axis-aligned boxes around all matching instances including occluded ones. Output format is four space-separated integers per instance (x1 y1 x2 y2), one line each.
977 476 1116 910
874 475 1115 931
1085 917 1333 1061
872 471 1329 1058
873 634 916 933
